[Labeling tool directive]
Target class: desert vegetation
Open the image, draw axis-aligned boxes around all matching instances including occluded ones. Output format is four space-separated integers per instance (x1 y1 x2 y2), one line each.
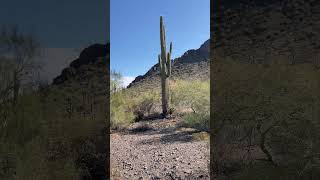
110 75 210 179
0 86 106 179
111 78 209 132
0 26 107 179
212 59 320 179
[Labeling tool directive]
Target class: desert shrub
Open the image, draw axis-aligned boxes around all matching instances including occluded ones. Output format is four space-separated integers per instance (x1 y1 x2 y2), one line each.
131 91 160 121
42 85 107 180
183 113 209 132
0 92 85 179
0 80 108 179
14 138 80 180
1 94 43 146
110 90 135 130
110 70 123 93
110 89 160 129
171 80 210 114
171 80 210 131
110 79 210 130
0 138 81 180
192 132 210 141
212 60 320 177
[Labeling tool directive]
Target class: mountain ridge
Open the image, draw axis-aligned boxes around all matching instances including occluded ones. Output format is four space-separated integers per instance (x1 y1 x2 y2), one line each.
127 39 210 89
52 43 109 85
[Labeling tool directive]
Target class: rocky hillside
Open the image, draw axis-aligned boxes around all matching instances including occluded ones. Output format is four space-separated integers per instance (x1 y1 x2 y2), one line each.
49 43 109 179
128 39 210 90
212 0 320 65
52 43 109 96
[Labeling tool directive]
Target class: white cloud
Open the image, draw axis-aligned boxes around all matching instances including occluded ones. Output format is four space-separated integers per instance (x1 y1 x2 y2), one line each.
122 76 135 88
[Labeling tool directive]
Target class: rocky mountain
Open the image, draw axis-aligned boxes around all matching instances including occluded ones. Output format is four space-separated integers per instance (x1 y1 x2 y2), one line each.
53 44 109 84
49 44 109 179
52 43 109 96
128 39 210 90
212 0 320 65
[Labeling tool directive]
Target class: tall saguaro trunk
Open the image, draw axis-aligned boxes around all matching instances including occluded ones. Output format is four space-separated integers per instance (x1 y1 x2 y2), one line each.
158 16 172 116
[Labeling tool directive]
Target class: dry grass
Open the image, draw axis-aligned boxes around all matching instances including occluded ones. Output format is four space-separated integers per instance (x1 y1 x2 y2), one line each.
192 132 210 141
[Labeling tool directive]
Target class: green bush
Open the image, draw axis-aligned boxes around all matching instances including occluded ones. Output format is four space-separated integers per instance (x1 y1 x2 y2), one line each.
110 79 210 132
183 113 209 132
0 93 84 179
171 80 210 131
110 89 160 129
0 82 108 179
171 80 210 114
110 80 210 131
110 90 135 130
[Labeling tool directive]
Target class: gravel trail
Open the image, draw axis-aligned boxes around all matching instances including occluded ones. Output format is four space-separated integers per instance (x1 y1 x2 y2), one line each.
111 117 210 180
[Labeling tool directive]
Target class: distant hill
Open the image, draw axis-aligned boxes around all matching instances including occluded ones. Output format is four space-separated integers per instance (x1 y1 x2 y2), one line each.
127 39 210 90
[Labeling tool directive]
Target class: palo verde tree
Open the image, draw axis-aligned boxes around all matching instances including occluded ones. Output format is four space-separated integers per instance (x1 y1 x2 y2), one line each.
0 25 41 105
110 70 123 94
158 16 172 116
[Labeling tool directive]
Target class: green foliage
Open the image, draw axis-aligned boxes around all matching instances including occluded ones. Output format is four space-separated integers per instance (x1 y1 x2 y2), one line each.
110 79 210 131
1 94 43 146
0 81 107 179
171 80 210 114
110 70 123 93
110 90 135 130
0 26 106 179
110 89 160 130
13 138 80 180
183 113 209 132
171 80 210 131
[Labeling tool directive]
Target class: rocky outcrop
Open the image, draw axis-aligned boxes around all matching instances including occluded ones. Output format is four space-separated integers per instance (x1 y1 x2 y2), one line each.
52 43 109 85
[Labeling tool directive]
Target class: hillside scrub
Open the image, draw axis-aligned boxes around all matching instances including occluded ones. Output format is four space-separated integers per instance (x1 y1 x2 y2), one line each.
0 93 81 179
111 79 210 132
0 27 94 179
0 27 108 179
212 60 320 178
0 82 107 179
171 80 210 132
110 89 160 130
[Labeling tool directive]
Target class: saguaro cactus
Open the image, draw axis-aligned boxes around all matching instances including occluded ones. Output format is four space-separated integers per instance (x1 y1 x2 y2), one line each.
158 16 172 116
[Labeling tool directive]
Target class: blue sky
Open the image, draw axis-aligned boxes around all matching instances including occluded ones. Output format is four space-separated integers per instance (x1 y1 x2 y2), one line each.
111 0 210 84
